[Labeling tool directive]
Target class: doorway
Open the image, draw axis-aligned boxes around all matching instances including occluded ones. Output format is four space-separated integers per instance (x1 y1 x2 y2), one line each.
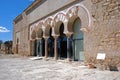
48 28 54 57
72 18 84 61
58 23 67 59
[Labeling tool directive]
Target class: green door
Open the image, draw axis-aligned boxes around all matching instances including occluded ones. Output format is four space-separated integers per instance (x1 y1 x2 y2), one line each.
73 18 84 61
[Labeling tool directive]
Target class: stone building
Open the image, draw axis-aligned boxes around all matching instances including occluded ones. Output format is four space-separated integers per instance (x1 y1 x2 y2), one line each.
13 0 120 69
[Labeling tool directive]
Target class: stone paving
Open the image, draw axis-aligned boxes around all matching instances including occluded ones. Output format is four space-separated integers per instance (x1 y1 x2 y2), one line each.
0 53 120 80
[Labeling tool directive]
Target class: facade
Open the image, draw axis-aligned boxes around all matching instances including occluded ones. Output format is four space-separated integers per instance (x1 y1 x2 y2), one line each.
13 0 120 68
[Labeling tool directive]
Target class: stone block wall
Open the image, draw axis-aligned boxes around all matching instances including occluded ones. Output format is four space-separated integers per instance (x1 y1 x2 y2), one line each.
85 0 120 69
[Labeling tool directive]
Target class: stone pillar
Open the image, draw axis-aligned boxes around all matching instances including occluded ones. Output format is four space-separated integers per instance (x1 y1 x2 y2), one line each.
36 38 42 57
66 33 72 61
44 37 48 59
54 35 58 60
39 38 43 57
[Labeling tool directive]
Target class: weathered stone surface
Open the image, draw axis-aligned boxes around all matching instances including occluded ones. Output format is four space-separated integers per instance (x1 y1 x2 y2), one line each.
13 0 120 68
0 54 120 80
85 0 120 67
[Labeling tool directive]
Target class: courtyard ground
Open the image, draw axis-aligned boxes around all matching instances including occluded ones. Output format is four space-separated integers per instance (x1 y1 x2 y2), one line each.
0 53 120 80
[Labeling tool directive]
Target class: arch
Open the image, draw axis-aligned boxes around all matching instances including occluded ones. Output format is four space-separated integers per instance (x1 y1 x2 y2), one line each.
31 30 36 39
54 12 68 23
43 17 55 37
36 21 43 38
77 4 91 27
37 28 43 38
66 4 91 33
72 18 84 61
53 12 69 35
44 25 51 37
58 23 67 59
54 21 63 35
44 17 54 27
68 15 79 32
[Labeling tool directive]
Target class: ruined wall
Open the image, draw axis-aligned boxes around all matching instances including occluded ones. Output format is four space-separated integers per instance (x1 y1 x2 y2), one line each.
85 0 120 68
13 12 30 56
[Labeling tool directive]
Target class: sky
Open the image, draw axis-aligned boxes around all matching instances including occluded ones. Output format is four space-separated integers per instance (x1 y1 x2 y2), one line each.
0 0 34 42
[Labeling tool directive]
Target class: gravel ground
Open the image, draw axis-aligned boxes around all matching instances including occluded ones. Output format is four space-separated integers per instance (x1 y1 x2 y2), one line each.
0 53 120 80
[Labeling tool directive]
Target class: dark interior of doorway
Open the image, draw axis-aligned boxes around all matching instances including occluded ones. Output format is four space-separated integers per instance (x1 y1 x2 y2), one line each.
48 28 54 57
58 23 67 59
34 38 45 57
42 38 45 56
34 39 37 56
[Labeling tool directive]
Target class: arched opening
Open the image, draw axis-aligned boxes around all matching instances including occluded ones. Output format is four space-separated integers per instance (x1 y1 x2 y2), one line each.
48 28 54 57
72 18 84 61
37 28 42 38
34 39 37 56
31 30 36 39
58 23 67 59
37 32 45 57
30 30 37 56
16 38 19 53
36 28 45 57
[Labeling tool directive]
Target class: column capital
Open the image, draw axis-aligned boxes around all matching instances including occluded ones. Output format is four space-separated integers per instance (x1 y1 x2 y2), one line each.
30 39 35 41
44 36 48 59
53 35 59 39
43 36 49 39
36 38 42 40
65 32 73 37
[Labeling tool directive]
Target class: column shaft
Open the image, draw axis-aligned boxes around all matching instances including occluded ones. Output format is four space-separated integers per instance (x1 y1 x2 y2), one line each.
36 39 39 56
54 36 58 60
45 38 48 58
67 37 71 59
39 38 42 57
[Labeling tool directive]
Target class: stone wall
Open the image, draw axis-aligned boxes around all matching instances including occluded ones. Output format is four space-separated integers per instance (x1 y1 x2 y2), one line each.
13 0 77 56
26 0 77 24
13 0 120 69
13 11 30 56
85 0 120 69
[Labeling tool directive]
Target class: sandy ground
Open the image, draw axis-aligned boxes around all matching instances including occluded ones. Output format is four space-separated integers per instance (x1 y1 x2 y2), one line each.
0 53 120 80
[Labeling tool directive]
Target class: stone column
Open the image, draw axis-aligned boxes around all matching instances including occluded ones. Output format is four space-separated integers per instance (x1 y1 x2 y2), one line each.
37 38 42 57
54 35 59 60
39 38 43 57
66 33 72 61
31 39 35 56
44 37 48 59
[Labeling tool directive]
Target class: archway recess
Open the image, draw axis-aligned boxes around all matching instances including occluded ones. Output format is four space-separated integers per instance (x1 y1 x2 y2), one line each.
48 28 54 57
58 23 67 59
72 18 84 61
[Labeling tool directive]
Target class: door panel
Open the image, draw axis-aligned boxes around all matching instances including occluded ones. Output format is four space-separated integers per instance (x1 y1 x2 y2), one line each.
73 18 84 61
74 40 84 61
